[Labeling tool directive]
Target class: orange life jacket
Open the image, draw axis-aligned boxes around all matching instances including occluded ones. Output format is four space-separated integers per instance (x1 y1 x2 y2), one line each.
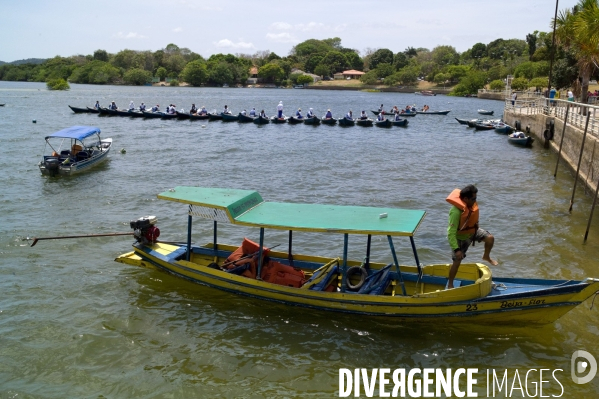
446 188 479 235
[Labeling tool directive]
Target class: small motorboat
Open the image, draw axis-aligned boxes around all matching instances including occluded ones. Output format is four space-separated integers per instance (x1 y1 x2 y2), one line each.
208 112 223 121
303 116 321 125
416 110 451 115
478 109 494 115
141 110 163 119
338 118 355 127
270 116 288 124
189 113 210 120
375 118 392 128
68 105 90 113
222 113 239 122
508 132 534 146
253 115 270 124
287 116 305 124
39 126 112 176
474 122 495 130
494 122 513 134
356 118 373 127
238 113 255 123
392 118 409 127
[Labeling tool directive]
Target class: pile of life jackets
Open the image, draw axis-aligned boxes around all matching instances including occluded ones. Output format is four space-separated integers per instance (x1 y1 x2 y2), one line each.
224 238 306 288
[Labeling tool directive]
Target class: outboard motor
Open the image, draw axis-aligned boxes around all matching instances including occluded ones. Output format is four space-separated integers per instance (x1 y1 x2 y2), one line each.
44 158 60 176
130 216 160 244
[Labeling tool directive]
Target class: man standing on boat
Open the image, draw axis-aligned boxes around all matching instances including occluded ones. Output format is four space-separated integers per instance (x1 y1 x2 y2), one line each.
277 101 283 118
446 184 498 289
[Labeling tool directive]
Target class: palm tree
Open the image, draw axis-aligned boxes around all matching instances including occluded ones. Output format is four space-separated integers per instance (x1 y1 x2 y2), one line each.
554 0 599 106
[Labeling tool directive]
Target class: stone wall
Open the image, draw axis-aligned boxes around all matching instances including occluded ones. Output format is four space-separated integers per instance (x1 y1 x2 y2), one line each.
503 110 599 195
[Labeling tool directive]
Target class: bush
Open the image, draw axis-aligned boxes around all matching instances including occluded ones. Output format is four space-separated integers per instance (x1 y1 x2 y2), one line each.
46 78 70 90
511 77 529 91
123 68 151 85
296 75 313 85
169 79 179 86
489 79 505 90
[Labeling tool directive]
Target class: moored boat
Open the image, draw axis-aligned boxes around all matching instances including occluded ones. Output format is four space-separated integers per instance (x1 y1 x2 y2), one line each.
287 116 304 124
494 122 513 134
253 115 270 124
114 186 599 324
303 115 321 125
222 113 239 122
338 117 355 126
474 122 495 130
478 109 494 115
416 110 451 115
141 110 163 119
208 112 223 121
38 125 112 177
176 111 191 120
238 113 255 123
392 118 409 127
68 105 90 113
271 116 288 124
508 132 534 146
375 118 392 128
190 113 209 120
455 117 470 125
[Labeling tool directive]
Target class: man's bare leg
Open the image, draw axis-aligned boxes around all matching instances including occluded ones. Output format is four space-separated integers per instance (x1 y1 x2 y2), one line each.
482 235 498 266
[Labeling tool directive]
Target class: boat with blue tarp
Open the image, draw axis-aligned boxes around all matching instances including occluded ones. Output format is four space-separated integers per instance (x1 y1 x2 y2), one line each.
39 125 112 176
115 187 599 324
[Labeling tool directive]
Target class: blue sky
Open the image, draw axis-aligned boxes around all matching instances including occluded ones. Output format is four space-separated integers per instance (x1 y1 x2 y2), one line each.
0 0 579 62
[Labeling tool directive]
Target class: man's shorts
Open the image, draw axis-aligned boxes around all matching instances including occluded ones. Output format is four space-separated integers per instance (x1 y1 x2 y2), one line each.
451 228 490 260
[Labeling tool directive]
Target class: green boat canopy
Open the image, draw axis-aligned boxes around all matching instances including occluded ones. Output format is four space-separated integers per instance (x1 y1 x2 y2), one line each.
158 186 426 236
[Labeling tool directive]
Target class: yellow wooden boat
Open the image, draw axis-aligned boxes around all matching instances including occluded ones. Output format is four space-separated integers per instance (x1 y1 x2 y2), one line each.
115 187 599 324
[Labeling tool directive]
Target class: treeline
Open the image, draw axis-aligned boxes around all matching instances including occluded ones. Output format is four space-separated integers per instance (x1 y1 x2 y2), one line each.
0 29 592 96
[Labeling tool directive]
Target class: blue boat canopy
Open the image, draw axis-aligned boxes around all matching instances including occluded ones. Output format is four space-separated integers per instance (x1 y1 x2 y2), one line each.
158 186 426 237
45 126 101 141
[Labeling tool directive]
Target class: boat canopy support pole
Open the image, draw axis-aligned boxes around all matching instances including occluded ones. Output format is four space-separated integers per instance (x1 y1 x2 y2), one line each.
341 234 348 293
569 112 591 212
409 236 423 293
554 103 570 178
256 228 265 280
365 234 371 271
213 220 218 256
288 230 294 266
186 210 192 261
387 235 407 296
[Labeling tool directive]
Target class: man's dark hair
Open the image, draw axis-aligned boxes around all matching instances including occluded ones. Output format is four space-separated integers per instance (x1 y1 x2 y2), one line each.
460 184 478 199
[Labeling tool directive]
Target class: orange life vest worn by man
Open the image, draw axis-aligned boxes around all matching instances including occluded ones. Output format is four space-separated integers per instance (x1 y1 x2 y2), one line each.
446 184 498 289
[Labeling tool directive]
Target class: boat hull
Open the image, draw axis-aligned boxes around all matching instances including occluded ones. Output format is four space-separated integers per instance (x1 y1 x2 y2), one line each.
303 116 320 125
69 105 90 113
375 119 392 128
253 116 270 124
222 113 239 122
116 242 599 324
392 119 408 127
416 110 451 115
508 136 534 146
338 118 355 126
356 118 373 127
321 118 337 125
238 114 255 123
287 116 304 124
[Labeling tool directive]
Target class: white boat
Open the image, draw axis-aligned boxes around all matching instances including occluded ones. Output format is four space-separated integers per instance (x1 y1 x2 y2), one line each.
39 126 112 176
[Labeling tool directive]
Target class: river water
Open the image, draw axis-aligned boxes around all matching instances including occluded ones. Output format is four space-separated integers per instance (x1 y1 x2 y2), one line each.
1 81 599 398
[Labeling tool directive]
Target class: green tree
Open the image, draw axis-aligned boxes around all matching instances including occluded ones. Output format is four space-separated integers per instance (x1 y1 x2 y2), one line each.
156 67 167 81
529 77 549 90
314 64 330 77
470 43 487 58
555 0 599 104
375 63 395 78
511 77 529 90
393 52 408 70
112 49 138 70
258 62 285 82
434 72 450 87
93 49 109 62
342 50 363 70
123 68 151 85
525 32 537 60
360 70 379 85
369 48 394 69
180 60 207 86
208 62 235 86
431 45 459 66
450 71 486 96
305 53 326 73
320 51 350 74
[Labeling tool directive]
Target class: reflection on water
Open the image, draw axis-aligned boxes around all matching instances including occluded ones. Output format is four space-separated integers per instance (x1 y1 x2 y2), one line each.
1 81 598 397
